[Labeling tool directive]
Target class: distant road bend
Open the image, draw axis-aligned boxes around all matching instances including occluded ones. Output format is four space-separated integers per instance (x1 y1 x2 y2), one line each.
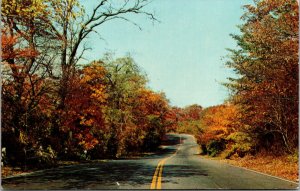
2 134 298 189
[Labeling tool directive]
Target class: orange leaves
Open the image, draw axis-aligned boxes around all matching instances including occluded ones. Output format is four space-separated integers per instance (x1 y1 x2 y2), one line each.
198 104 239 145
90 86 107 103
135 88 168 117
184 104 203 120
132 87 171 135
226 0 298 154
60 62 109 152
81 62 108 103
1 33 39 61
78 133 99 150
81 61 106 83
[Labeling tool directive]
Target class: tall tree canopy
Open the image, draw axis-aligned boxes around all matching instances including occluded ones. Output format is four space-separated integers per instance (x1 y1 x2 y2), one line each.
225 0 298 154
1 0 159 166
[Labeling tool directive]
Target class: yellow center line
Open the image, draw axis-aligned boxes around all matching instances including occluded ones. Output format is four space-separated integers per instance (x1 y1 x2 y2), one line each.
150 148 179 189
150 162 161 189
156 160 164 189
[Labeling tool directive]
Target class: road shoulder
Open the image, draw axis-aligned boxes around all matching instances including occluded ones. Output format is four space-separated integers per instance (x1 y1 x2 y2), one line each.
199 154 298 183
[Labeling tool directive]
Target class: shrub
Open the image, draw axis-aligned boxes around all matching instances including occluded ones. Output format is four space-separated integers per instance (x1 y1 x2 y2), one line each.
35 146 57 167
207 139 226 157
224 132 254 158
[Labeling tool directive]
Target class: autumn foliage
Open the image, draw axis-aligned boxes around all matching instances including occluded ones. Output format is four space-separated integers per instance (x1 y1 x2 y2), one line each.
191 0 298 159
225 0 298 155
1 0 167 168
1 0 298 171
173 0 298 159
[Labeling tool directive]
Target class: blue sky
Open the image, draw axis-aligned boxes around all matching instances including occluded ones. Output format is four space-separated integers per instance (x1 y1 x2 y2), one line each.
82 0 253 108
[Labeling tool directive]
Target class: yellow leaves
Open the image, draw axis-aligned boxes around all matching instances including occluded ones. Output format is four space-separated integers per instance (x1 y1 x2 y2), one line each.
79 62 108 103
199 104 239 144
47 0 84 23
2 0 49 18
90 86 108 103
19 130 28 144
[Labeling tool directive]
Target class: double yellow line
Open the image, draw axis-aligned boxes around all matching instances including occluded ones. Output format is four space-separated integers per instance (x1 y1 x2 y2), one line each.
150 157 168 189
150 149 179 189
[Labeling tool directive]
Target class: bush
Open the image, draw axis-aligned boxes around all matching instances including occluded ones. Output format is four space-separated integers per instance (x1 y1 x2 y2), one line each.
24 145 57 169
224 132 254 158
35 145 57 168
207 139 226 157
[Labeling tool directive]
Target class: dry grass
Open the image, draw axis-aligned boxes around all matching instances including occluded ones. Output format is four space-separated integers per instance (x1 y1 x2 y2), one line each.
1 166 33 178
220 154 299 182
57 160 81 166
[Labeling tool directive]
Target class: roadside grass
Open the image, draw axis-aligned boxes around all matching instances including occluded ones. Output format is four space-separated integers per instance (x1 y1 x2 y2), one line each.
224 154 298 182
202 152 298 182
1 166 33 178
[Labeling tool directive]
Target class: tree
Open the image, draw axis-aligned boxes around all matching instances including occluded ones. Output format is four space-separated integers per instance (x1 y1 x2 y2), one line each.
45 0 157 110
197 104 239 157
42 0 158 152
58 62 107 159
1 0 164 165
183 104 203 120
99 55 147 157
134 88 170 151
1 0 59 166
225 0 298 154
171 104 203 135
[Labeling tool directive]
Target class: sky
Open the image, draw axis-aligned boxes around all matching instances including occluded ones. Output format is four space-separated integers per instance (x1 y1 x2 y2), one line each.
82 0 253 108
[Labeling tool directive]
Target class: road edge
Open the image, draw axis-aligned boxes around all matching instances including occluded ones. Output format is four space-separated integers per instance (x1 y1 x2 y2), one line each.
216 158 299 185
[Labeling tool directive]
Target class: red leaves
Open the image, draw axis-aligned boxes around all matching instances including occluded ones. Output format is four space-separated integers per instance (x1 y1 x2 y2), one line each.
60 63 108 151
226 0 298 154
1 33 39 61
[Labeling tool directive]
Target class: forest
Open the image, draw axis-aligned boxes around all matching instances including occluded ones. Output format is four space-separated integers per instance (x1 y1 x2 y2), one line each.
1 0 175 168
174 0 298 172
1 0 298 176
202 0 298 158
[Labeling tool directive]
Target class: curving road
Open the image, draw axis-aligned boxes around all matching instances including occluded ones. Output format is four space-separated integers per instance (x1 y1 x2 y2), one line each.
2 134 298 190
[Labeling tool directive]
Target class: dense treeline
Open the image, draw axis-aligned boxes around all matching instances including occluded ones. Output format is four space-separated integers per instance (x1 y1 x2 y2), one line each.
170 105 203 135
1 0 173 168
2 51 173 167
225 0 298 155
176 0 298 158
1 0 298 170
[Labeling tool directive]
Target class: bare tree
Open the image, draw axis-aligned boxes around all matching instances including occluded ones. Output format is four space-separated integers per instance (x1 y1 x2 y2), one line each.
46 0 158 110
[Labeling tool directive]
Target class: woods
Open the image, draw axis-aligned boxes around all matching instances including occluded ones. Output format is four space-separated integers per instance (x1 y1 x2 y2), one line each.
1 0 172 168
1 0 298 180
175 0 298 160
225 0 298 155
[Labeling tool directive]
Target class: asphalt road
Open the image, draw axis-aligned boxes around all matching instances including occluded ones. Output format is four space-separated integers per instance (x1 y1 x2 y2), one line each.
2 134 298 190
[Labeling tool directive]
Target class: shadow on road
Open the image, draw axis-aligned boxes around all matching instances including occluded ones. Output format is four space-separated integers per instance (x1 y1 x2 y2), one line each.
2 160 157 189
2 133 187 190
